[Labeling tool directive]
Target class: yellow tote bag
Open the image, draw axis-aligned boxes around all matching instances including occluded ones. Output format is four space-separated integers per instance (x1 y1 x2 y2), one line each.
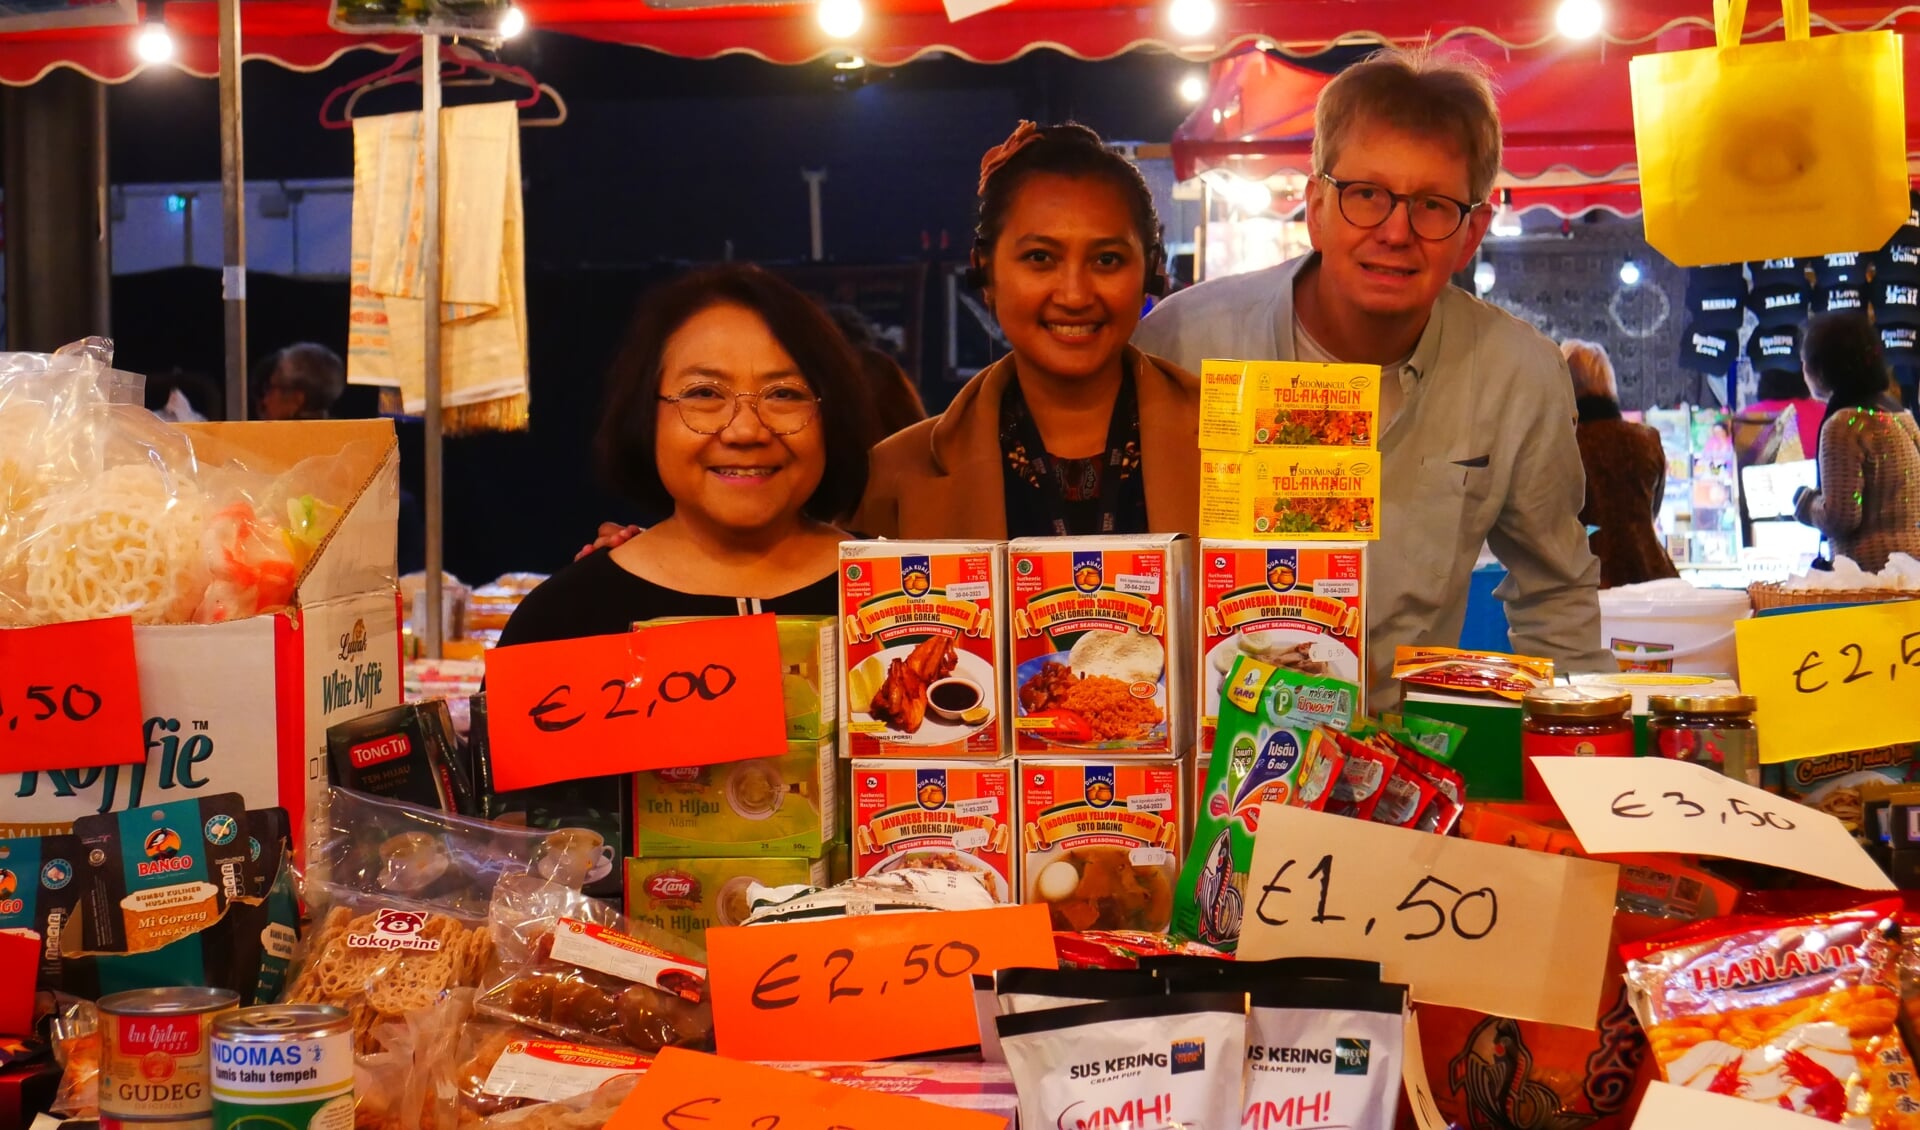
1631 0 1909 266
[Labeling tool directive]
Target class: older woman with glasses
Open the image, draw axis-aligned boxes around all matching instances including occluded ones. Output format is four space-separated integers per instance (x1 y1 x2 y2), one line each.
499 265 880 647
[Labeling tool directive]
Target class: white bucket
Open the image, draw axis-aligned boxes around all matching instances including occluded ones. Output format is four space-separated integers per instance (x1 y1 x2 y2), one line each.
1598 580 1754 678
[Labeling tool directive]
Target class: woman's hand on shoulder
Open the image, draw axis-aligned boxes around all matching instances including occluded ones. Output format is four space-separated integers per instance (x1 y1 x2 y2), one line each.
576 523 642 562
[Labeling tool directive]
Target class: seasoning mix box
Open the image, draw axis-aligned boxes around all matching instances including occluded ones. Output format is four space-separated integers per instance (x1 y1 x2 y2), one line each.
1017 759 1182 933
1008 535 1196 756
1199 541 1367 753
1200 449 1382 541
643 615 838 742
632 738 836 858
839 541 1008 759
1199 359 1381 452
850 759 1015 903
624 856 829 957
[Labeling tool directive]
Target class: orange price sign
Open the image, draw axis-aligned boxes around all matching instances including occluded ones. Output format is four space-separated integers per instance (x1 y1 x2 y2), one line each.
705 903 1055 1062
484 616 787 791
0 617 144 774
607 1048 1010 1130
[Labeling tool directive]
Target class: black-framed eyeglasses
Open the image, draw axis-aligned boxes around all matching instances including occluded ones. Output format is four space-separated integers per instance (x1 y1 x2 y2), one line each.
1317 174 1482 241
658 381 821 436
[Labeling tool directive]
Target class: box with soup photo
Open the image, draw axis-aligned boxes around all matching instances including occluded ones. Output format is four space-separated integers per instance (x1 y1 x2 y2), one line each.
1008 535 1196 757
1198 541 1366 753
839 541 1008 759
851 760 1015 903
1017 759 1182 933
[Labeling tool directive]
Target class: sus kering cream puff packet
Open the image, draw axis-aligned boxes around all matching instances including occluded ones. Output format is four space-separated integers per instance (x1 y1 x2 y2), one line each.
1018 760 1181 933
1008 534 1195 756
839 540 1007 758
851 760 1016 903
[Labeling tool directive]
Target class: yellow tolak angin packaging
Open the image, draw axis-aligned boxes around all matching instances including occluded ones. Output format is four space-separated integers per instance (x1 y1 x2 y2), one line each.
1200 448 1382 541
1199 359 1381 452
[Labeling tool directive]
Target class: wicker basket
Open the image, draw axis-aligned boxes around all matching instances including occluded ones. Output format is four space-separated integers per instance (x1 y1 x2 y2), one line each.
1748 581 1920 611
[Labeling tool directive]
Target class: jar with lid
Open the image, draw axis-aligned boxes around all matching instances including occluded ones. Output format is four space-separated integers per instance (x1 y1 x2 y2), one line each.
1520 688 1634 803
1649 693 1759 786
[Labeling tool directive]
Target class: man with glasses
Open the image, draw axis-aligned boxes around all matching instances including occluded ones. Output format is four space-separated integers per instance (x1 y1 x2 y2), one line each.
1136 46 1611 708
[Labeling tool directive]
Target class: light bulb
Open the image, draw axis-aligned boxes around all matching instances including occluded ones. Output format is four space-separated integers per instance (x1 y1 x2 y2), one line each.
1168 0 1217 38
1619 259 1643 287
498 5 526 38
134 21 175 64
1178 73 1207 105
818 0 864 39
1474 261 1497 294
1555 0 1604 40
1232 178 1272 215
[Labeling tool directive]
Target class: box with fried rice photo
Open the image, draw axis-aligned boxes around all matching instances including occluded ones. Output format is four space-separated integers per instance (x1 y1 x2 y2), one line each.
851 760 1015 903
1018 759 1181 933
840 541 1007 759
1008 535 1195 756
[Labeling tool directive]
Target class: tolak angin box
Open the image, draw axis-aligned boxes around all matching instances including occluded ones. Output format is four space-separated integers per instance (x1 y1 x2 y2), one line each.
839 541 1007 759
1008 535 1195 756
1199 542 1367 753
1199 449 1382 542
851 759 1015 903
1199 359 1381 452
1018 759 1182 933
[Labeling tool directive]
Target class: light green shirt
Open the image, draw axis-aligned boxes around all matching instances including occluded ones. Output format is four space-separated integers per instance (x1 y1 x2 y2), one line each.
1136 253 1612 710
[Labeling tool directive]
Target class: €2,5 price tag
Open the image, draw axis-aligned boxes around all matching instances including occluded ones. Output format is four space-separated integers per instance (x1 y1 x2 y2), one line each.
484 615 787 791
606 1048 1010 1130
704 903 1056 1063
1735 599 1920 763
1531 755 1893 890
0 617 144 775
1237 804 1619 1030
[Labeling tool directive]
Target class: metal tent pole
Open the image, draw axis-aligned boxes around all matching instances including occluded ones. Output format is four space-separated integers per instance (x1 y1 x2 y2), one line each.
218 0 246 419
422 32 444 658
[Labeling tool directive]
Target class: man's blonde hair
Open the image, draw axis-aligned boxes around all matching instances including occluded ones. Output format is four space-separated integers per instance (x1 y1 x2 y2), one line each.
1312 46 1503 204
1561 339 1618 400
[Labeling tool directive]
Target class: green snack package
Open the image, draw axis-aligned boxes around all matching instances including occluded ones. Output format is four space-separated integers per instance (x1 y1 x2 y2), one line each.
1172 656 1360 952
1382 711 1468 763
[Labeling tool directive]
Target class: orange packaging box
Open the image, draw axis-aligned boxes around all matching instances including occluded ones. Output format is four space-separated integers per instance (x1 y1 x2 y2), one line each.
1008 535 1195 756
1017 758 1182 933
850 759 1016 903
839 541 1007 759
1198 541 1366 754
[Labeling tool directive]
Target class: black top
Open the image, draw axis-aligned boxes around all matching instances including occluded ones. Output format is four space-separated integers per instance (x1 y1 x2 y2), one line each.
498 547 841 648
998 362 1148 538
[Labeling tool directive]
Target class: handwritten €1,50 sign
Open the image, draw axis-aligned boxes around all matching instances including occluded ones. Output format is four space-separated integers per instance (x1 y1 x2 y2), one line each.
1530 755 1893 890
484 616 787 791
1734 599 1920 763
605 1049 1009 1130
1237 804 1619 1030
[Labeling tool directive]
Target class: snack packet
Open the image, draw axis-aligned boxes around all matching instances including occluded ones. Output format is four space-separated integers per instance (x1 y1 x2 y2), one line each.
1326 730 1397 821
993 967 1164 1015
740 868 999 923
1382 712 1469 762
1623 900 1920 1127
65 793 253 956
1175 658 1360 951
999 992 1250 1130
1392 646 1555 700
1372 760 1440 830
0 833 82 993
327 699 475 815
1053 931 1228 971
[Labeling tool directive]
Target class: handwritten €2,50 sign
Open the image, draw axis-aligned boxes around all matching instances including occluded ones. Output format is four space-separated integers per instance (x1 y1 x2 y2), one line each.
0 617 144 775
484 616 787 791
606 1049 1009 1130
1735 599 1920 763
1237 804 1619 1029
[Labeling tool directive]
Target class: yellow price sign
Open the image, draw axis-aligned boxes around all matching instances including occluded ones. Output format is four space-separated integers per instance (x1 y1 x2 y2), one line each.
1734 600 1920 764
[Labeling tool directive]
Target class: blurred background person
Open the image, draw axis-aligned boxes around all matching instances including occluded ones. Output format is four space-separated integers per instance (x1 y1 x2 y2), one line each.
254 342 346 421
1793 312 1920 571
1563 339 1677 587
146 366 223 423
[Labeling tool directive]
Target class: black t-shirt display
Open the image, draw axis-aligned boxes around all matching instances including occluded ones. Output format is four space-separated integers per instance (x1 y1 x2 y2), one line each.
1818 283 1868 315
1877 242 1920 285
1883 325 1919 356
1747 257 1813 291
1685 265 1748 330
1813 252 1869 287
1746 325 1801 375
1680 322 1737 374
1748 283 1811 328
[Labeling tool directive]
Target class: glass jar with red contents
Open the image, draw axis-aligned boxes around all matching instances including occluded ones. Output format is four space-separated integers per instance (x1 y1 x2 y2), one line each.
1520 688 1634 803
1648 693 1759 786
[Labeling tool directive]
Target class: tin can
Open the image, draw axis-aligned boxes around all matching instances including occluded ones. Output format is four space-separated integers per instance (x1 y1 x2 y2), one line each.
101 1119 214 1130
211 1004 355 1130
99 987 238 1122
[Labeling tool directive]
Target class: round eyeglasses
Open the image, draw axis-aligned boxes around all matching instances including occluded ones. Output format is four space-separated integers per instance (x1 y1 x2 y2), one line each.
1318 174 1481 241
658 382 821 436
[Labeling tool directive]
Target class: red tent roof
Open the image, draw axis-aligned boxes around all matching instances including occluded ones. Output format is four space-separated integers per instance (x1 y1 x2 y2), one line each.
11 0 1920 83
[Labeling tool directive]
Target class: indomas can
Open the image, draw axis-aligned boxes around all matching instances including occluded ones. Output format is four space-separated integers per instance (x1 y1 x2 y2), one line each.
211 1004 354 1130
99 987 238 1124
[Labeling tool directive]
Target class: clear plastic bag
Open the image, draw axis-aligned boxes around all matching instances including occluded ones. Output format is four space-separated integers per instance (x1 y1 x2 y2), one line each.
412 987 649 1130
48 996 98 1118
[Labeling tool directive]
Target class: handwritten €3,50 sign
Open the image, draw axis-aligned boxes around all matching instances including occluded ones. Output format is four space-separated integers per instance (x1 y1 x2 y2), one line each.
1735 599 1920 763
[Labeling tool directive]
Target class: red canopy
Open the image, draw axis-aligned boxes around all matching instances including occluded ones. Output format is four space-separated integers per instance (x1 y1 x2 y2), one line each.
12 0 1920 83
1173 30 1920 217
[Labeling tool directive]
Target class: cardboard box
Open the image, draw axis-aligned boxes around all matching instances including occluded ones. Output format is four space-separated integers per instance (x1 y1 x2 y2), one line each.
633 739 836 858
625 856 829 957
851 759 1015 903
1017 758 1182 932
839 541 1008 759
1199 359 1381 452
0 420 401 862
1199 541 1366 753
1008 535 1195 756
1199 449 1381 541
645 615 838 742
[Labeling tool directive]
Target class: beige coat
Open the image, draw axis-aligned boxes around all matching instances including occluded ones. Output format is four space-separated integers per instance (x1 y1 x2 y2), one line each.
853 348 1200 539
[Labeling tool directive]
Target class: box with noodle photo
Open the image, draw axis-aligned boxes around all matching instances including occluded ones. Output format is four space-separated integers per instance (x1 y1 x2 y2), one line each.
851 759 1016 903
839 541 1007 759
632 738 835 858
1008 535 1195 757
1017 759 1182 933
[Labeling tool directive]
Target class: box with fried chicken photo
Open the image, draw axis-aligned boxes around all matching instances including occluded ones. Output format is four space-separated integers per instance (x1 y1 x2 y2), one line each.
851 760 1015 903
1017 759 1182 933
1199 541 1366 753
1008 535 1195 756
839 541 1007 759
